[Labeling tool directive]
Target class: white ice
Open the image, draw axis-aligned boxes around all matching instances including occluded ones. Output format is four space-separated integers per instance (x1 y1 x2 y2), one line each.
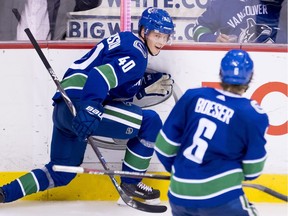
0 201 287 216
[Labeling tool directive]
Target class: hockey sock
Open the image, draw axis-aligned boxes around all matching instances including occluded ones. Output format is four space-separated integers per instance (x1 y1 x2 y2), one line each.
1 169 50 202
121 137 154 184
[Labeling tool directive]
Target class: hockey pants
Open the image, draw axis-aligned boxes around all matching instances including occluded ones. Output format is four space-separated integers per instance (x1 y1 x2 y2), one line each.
2 99 162 202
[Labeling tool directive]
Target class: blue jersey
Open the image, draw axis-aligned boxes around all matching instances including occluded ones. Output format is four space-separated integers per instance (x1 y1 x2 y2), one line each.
192 0 283 43
155 87 269 208
53 32 148 103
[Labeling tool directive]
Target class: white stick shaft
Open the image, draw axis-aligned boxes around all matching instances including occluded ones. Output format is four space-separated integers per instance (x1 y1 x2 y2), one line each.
53 165 84 173
52 165 171 180
52 166 287 202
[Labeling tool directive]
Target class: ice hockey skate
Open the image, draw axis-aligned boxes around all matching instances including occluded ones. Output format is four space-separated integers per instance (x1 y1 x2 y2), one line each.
117 182 161 205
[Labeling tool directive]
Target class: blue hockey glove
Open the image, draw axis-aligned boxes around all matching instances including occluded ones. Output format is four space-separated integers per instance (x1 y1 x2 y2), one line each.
72 102 104 141
136 72 174 100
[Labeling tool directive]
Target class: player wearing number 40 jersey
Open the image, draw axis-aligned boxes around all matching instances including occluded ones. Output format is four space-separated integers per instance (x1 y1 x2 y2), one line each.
0 7 174 205
155 49 269 216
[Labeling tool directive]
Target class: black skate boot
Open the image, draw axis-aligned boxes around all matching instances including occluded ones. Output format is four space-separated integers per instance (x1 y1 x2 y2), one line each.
0 187 5 203
117 182 160 205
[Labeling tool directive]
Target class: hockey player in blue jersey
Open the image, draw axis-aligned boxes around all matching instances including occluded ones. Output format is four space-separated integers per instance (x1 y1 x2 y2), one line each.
0 7 174 204
155 49 269 216
192 0 283 43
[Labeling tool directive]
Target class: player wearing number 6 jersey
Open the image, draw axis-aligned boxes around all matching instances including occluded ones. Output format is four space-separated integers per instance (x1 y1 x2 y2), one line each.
155 49 269 216
0 7 174 204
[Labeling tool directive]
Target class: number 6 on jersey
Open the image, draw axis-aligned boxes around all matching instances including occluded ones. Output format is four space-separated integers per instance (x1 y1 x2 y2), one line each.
183 118 216 164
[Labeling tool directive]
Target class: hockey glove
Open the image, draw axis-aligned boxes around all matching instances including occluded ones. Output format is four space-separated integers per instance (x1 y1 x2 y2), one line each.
72 102 104 141
136 72 174 100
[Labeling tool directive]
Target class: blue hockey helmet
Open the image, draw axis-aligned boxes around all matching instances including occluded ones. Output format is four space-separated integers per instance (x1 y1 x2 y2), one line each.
138 7 174 36
220 49 254 85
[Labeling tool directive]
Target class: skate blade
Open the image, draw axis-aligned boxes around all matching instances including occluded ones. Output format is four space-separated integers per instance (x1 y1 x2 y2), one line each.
117 197 161 206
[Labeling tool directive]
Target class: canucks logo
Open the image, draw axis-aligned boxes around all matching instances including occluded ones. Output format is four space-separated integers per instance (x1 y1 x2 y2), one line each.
134 40 147 58
239 18 273 43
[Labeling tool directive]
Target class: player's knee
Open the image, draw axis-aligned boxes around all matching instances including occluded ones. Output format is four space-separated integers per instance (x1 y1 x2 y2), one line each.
45 162 77 187
140 110 162 141
144 109 162 128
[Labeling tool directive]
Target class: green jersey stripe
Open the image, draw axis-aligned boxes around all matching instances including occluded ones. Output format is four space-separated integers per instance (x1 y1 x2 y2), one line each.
192 26 212 42
104 105 142 120
155 132 180 156
243 155 266 176
170 185 242 200
170 170 244 197
104 107 141 124
60 73 87 89
96 64 118 89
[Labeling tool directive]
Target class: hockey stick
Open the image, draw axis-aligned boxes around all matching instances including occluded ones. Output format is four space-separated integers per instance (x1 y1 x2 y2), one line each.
12 7 287 206
53 165 288 202
242 183 288 202
12 8 167 213
53 165 171 180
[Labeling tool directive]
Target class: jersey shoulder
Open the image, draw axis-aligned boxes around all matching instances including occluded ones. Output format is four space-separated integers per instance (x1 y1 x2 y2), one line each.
106 32 148 60
101 32 148 75
185 87 269 124
219 89 269 127
238 99 269 123
184 87 217 97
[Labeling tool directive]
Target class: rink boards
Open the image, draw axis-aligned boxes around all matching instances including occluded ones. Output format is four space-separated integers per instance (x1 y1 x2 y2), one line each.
0 42 287 203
